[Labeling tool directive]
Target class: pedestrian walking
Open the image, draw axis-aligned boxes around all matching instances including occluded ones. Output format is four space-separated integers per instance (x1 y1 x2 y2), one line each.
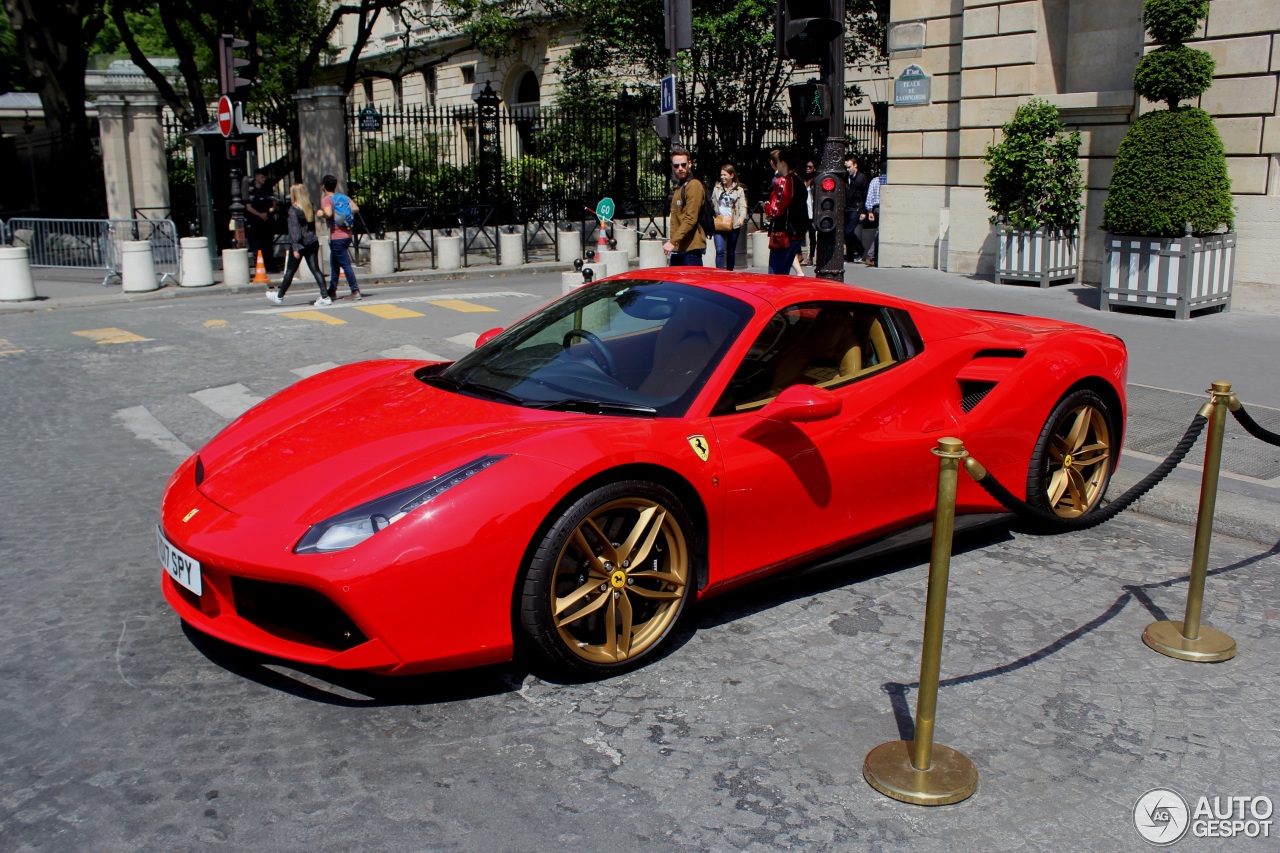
662 146 706 266
267 183 330 306
317 174 362 300
711 164 747 270
860 171 886 267
763 149 808 276
842 154 870 263
245 170 279 273
802 159 817 265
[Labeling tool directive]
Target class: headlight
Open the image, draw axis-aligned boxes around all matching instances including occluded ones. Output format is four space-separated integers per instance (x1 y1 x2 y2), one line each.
294 455 507 554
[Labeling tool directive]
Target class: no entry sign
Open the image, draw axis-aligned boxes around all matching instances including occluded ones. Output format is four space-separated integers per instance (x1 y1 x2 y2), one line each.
217 96 235 137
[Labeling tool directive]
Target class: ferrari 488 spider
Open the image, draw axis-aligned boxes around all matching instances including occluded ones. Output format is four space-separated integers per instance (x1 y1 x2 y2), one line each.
158 269 1126 677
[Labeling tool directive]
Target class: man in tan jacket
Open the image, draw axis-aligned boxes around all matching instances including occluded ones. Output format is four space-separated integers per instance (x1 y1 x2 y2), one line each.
662 146 707 265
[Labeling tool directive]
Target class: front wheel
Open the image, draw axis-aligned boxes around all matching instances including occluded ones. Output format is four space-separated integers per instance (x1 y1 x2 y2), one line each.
1026 388 1117 525
519 481 693 677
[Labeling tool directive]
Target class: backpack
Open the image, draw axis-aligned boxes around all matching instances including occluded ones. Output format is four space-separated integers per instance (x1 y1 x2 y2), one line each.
331 193 352 229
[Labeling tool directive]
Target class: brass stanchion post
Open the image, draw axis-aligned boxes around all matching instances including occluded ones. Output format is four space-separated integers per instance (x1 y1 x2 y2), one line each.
1143 381 1237 662
864 437 978 806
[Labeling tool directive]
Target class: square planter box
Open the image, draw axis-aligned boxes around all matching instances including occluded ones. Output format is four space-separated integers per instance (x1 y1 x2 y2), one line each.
1104 231 1235 320
995 226 1079 288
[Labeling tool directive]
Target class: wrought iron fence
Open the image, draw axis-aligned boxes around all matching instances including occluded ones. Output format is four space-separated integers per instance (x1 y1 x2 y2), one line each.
347 97 885 265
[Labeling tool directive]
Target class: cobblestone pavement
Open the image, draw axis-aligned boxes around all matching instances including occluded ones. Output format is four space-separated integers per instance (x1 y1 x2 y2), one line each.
1 278 1277 851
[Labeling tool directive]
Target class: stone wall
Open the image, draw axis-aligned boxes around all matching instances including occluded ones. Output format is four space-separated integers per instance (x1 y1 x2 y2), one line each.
881 0 1280 307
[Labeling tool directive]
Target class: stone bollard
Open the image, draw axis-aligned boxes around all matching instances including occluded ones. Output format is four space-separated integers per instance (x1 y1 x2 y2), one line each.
557 227 582 263
599 249 629 277
437 234 463 270
499 230 525 267
638 240 666 270
223 248 250 287
614 223 639 259
121 241 160 292
179 237 215 287
561 263 607 295
0 246 38 301
750 230 771 268
369 239 396 276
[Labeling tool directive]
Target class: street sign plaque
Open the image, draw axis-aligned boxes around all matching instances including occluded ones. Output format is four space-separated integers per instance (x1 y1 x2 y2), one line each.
660 76 677 116
894 65 931 107
217 95 235 137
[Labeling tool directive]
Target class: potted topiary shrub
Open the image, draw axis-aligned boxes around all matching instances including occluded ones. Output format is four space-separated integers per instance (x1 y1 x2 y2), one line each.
984 98 1084 288
1102 0 1235 318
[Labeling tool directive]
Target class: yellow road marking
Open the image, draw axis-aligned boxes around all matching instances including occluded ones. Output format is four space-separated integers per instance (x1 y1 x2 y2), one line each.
356 304 425 319
281 310 348 325
73 327 151 344
203 319 228 328
426 299 497 313
0 339 23 354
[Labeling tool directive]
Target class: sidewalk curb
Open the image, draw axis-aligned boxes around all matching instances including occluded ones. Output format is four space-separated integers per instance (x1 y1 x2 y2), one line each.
1109 467 1279 546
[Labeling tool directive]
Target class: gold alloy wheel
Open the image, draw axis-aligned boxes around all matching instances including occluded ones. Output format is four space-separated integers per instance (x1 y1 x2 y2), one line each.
550 497 689 664
1046 403 1112 517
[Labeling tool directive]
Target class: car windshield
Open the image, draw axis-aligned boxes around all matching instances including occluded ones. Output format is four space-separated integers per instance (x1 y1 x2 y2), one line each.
434 279 753 417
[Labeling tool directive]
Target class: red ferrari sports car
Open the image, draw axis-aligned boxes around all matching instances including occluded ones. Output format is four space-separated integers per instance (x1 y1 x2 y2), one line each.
158 268 1126 677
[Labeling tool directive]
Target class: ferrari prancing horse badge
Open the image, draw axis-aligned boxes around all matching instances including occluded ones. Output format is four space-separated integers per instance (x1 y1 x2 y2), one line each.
687 435 710 462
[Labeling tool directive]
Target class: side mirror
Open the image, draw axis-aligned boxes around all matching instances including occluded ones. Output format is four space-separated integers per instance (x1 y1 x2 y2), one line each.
475 327 503 348
757 385 842 424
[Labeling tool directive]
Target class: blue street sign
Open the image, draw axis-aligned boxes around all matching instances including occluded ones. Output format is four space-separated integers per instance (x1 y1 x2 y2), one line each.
660 75 677 116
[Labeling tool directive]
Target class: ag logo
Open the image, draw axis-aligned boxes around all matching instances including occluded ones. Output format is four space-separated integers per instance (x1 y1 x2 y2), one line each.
1134 788 1190 845
686 435 710 462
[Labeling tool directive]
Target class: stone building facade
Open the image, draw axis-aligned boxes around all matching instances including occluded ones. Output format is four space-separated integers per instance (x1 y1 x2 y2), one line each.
879 0 1280 306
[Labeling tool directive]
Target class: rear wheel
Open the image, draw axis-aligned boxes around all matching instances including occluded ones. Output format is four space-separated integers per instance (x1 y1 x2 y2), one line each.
520 481 693 677
1026 389 1116 524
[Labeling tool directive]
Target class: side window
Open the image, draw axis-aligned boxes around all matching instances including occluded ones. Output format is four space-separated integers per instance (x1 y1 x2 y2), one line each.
715 301 906 414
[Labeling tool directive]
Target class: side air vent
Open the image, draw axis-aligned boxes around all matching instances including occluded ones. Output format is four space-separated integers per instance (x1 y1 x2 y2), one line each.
960 381 996 413
972 348 1025 359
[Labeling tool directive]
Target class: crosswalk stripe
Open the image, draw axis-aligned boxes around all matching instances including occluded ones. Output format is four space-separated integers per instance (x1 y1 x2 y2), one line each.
281 310 347 325
74 327 152 344
447 332 480 349
380 345 448 362
426 299 497 313
190 384 265 419
243 290 534 316
356 304 425 319
292 362 340 378
114 406 194 458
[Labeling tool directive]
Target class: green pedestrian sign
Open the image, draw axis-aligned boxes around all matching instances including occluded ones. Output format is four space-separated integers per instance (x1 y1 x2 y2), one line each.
595 197 616 222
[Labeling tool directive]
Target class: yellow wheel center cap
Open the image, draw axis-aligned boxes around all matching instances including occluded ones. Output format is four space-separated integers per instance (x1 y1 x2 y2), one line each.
610 570 626 589
1063 454 1074 469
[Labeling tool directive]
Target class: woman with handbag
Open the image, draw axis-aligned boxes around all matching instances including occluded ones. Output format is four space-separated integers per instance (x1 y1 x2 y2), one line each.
711 164 747 270
268 183 330 306
763 149 808 276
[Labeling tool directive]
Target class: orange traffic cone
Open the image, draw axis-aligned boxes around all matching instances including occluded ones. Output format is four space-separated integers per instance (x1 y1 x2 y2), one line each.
252 251 270 284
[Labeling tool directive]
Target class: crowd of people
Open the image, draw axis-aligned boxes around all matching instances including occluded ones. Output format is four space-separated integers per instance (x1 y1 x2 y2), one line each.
663 146 884 274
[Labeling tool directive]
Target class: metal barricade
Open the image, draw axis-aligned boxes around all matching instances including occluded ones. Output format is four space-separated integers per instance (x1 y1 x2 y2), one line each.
6 218 179 286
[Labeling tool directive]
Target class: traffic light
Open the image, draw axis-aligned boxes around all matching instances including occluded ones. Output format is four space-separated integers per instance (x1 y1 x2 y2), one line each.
776 0 844 66
225 138 247 160
218 34 251 97
787 81 830 126
811 170 842 233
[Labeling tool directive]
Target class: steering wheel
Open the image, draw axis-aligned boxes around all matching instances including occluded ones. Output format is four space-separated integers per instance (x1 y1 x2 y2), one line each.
562 329 617 377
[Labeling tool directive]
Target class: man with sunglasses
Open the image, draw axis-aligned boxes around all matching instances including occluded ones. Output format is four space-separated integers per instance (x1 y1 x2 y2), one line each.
662 146 707 266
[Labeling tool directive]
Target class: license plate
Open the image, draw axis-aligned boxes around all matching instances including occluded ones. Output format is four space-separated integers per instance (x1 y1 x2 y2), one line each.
157 526 202 596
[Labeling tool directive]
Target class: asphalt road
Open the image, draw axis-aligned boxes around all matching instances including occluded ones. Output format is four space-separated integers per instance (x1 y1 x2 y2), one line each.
2 276 1277 851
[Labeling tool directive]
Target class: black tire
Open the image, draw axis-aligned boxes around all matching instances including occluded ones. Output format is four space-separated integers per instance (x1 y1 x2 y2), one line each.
520 480 694 677
1026 388 1117 526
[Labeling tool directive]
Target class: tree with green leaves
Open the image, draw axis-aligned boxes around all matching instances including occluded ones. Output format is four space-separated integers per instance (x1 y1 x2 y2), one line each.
983 98 1082 230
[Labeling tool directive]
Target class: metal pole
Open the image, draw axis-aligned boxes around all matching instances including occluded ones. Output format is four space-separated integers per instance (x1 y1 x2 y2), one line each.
1142 381 1237 662
864 437 977 806
814 0 846 282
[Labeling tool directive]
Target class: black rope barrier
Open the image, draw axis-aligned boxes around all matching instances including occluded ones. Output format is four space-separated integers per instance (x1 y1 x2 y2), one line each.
1231 404 1280 447
966 414 1209 532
